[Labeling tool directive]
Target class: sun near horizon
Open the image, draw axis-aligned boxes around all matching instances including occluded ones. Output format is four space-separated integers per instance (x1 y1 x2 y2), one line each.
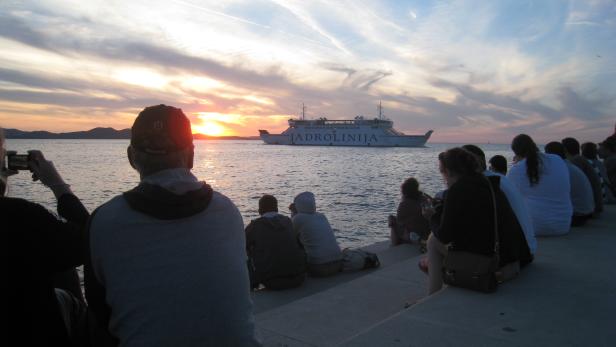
192 121 229 137
191 112 243 137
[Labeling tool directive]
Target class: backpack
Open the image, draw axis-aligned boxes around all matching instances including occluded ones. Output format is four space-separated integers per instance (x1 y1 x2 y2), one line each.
341 248 380 272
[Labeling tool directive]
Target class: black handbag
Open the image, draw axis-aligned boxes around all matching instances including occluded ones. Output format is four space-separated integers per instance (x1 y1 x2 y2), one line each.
442 176 499 293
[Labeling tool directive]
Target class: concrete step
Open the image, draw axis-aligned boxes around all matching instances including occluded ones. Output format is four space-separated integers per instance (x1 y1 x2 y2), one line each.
254 251 429 346
252 241 423 315
341 207 616 347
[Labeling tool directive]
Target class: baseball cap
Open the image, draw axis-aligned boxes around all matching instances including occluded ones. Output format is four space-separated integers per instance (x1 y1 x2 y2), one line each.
131 104 193 155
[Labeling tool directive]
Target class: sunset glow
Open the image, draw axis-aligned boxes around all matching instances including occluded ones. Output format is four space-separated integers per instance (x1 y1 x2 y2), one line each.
0 1 615 142
193 121 228 137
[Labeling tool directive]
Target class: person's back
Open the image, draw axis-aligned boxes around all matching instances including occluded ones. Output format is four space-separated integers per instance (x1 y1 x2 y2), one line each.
246 195 306 290
566 161 594 218
599 136 616 194
461 144 536 255
391 177 430 245
85 105 259 347
562 137 603 215
507 153 572 236
485 171 536 254
291 192 342 276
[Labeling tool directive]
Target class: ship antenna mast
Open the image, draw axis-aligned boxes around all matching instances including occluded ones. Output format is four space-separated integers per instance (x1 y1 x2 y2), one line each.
378 101 384 120
301 103 306 120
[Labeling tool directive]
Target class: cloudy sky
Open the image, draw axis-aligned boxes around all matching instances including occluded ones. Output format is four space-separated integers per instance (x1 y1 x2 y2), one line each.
0 0 614 143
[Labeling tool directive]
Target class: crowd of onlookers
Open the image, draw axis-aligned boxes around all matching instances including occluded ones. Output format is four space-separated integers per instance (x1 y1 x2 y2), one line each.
2 104 615 346
390 129 616 295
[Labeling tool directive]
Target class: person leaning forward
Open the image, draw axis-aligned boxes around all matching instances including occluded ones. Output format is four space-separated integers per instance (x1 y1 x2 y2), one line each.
246 194 307 290
84 105 261 347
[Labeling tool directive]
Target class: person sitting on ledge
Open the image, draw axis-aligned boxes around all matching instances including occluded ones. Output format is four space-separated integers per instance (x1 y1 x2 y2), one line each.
599 135 616 191
463 144 536 256
245 194 307 290
84 105 259 347
582 141 616 203
421 148 532 295
489 154 508 175
507 134 572 236
1 128 89 346
291 191 343 277
545 142 594 226
389 177 430 247
562 137 603 217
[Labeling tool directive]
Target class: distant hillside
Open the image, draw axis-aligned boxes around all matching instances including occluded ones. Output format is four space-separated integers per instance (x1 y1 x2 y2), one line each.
4 128 259 140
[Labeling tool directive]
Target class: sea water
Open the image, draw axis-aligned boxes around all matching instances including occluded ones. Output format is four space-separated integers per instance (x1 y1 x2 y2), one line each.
6 139 514 247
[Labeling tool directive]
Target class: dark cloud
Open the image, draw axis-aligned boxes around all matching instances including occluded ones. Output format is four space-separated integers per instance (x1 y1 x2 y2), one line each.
0 13 56 52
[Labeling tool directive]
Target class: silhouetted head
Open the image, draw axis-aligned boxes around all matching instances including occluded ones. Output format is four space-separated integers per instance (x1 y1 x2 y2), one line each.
561 137 580 157
599 135 616 158
488 155 507 175
462 144 487 171
258 194 278 215
544 141 566 159
127 105 194 178
511 134 541 186
581 142 598 160
401 177 421 199
294 191 316 214
438 147 481 188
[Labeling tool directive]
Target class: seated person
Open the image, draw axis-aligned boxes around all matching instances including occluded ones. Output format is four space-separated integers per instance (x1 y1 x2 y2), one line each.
291 191 343 277
545 142 594 226
599 135 616 193
463 145 536 256
389 177 430 246
562 137 603 216
1 130 89 346
422 148 532 295
489 155 508 175
245 195 307 290
582 142 615 203
507 134 572 236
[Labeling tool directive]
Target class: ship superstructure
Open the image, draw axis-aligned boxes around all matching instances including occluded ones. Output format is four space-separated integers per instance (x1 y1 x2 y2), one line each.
259 103 433 147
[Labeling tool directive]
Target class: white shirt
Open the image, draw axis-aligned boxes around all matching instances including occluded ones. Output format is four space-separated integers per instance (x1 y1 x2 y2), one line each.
507 153 572 236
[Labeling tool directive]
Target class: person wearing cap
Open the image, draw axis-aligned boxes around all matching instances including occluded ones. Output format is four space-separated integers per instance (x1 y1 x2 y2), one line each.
84 105 260 346
1 128 90 346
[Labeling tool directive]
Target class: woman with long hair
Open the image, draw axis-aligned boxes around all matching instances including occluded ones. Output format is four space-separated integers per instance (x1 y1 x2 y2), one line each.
422 147 531 295
507 134 572 235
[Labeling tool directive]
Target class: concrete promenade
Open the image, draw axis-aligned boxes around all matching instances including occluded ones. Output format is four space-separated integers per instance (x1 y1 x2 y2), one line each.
252 206 616 346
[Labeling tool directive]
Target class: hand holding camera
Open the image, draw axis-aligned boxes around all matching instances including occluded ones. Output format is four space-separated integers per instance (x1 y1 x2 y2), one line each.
6 150 72 197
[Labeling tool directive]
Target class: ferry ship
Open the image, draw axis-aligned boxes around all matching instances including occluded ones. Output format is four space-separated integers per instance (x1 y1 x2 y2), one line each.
259 103 433 147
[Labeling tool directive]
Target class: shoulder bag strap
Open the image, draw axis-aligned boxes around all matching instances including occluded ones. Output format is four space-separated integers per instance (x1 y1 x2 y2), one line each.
484 175 499 262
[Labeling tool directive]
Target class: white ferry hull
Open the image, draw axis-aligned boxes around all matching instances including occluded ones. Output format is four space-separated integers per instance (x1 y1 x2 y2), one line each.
260 130 433 147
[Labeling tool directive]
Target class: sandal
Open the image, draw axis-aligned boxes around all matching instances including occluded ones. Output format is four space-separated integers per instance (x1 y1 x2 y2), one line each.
418 257 429 275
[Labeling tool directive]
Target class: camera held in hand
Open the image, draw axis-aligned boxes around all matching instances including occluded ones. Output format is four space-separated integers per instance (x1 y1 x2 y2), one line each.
6 151 31 171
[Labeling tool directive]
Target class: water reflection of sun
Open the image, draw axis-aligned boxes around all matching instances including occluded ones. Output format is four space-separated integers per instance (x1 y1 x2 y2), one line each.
192 121 227 136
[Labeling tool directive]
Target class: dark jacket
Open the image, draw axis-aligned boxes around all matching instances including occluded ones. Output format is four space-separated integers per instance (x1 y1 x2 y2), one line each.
431 174 532 267
245 214 307 285
570 155 603 214
1 194 88 347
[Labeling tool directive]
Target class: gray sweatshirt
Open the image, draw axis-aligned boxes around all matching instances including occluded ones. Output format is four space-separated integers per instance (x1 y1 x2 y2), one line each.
86 168 260 347
292 192 342 264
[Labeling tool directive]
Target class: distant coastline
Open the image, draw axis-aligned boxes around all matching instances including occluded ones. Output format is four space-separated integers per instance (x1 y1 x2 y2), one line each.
4 128 259 141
